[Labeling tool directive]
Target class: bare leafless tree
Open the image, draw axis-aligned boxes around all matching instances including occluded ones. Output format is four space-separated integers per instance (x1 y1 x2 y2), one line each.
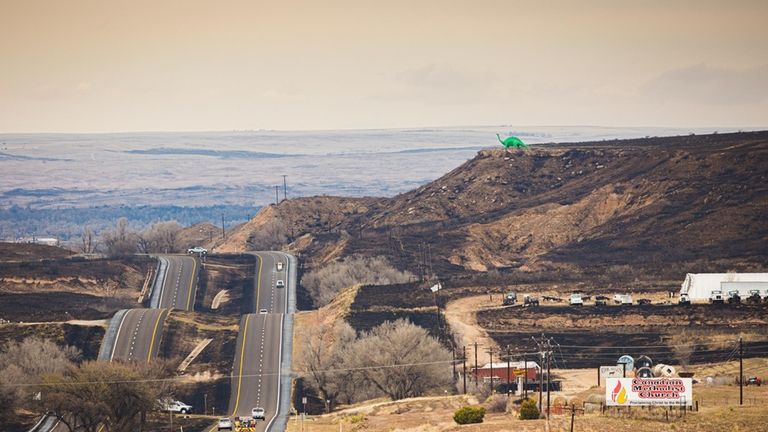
348 319 453 400
246 217 289 251
297 315 356 412
0 337 81 418
79 227 96 254
101 217 137 257
146 220 183 253
42 360 172 432
301 255 414 307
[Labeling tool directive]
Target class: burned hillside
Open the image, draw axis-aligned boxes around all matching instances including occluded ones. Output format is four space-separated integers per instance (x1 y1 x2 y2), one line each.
219 131 768 282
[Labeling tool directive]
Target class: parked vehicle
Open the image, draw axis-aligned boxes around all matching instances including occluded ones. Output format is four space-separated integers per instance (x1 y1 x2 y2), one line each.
502 291 517 306
727 290 741 304
523 294 539 307
746 377 762 386
613 294 633 305
569 293 584 306
160 399 192 414
709 290 724 304
747 289 762 303
217 417 233 431
594 295 609 306
637 298 652 306
678 293 691 305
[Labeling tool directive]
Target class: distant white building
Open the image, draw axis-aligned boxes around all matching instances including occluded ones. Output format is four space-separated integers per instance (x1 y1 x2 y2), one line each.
16 237 59 247
680 273 768 301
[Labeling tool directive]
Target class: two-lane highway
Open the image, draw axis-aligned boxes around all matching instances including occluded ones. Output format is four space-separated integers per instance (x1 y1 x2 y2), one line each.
155 255 199 311
103 254 199 362
107 308 168 362
224 251 290 431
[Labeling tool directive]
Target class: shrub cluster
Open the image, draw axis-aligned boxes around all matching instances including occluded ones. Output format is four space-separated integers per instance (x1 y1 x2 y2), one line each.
453 406 485 424
519 398 540 420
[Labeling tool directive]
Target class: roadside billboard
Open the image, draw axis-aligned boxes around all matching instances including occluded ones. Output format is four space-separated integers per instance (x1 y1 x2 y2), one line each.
600 365 624 381
606 378 693 406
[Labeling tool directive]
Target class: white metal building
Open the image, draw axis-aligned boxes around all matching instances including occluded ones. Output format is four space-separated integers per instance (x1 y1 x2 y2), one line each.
679 273 768 301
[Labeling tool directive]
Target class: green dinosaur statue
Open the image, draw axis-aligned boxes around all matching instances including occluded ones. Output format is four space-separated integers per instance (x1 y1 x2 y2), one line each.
496 134 529 149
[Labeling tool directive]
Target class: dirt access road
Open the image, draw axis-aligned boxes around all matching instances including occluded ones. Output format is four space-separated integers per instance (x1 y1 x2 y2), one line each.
444 294 598 397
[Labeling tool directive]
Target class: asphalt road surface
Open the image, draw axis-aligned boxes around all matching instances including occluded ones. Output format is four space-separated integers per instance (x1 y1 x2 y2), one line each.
42 254 200 432
157 254 199 311
223 251 289 431
108 254 198 362
108 308 169 362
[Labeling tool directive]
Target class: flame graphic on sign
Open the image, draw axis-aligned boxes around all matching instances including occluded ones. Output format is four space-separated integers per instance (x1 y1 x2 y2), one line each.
611 381 628 404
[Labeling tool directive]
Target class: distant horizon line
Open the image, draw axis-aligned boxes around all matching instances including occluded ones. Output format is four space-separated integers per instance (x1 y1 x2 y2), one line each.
1 124 766 136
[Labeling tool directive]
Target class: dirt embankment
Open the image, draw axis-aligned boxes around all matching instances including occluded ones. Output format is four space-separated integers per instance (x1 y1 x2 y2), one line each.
475 303 768 368
0 253 153 321
194 254 256 315
0 242 74 261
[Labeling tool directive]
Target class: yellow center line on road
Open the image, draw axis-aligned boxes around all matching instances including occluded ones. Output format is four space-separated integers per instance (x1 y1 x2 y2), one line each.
146 309 166 363
231 314 250 416
185 257 198 311
230 254 262 417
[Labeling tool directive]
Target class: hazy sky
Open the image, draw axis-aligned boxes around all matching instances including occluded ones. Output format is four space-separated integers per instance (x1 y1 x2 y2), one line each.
1 0 767 132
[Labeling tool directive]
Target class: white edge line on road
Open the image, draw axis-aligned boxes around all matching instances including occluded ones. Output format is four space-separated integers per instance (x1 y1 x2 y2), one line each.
156 256 171 309
109 310 130 362
265 252 289 432
186 256 198 311
265 310 285 432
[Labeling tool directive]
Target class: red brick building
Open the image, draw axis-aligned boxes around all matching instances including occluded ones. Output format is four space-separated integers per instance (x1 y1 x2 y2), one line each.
470 361 540 383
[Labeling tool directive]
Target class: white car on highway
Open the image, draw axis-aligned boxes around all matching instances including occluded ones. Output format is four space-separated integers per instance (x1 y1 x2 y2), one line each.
217 418 232 431
259 308 268 314
252 407 265 420
187 246 208 254
276 279 285 288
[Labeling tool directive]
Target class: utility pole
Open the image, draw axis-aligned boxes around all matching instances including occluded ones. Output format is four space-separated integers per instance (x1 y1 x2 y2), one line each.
275 185 279 205
739 337 743 405
524 353 528 399
539 350 544 414
474 342 479 386
452 349 457 380
546 347 552 418
462 346 467 394
221 213 226 241
487 347 494 394
282 175 288 201
506 347 511 398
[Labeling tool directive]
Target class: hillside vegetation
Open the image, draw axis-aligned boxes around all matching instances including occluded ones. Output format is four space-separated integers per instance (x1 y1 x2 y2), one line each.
218 131 768 279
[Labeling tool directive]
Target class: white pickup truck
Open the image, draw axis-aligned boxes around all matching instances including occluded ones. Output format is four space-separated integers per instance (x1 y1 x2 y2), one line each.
160 399 192 414
709 290 725 304
569 293 584 306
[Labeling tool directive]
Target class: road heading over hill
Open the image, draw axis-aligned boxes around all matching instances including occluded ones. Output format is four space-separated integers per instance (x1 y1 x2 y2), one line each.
99 254 199 362
223 251 291 432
